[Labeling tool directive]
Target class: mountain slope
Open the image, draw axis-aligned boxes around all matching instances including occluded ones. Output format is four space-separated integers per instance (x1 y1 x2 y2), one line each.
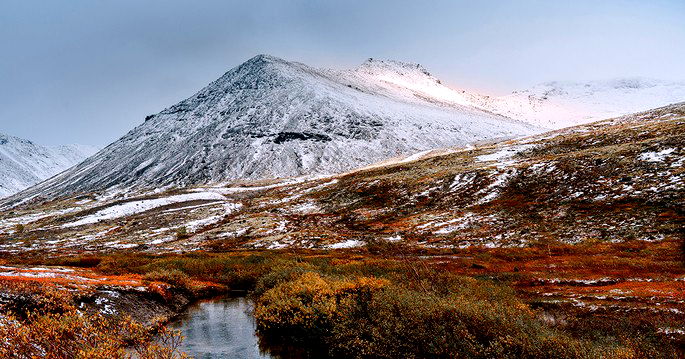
0 133 97 198
1 102 682 252
467 78 685 129
8 55 538 201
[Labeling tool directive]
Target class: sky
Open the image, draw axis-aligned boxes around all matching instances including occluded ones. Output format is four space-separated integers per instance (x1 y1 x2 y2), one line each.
1 0 684 147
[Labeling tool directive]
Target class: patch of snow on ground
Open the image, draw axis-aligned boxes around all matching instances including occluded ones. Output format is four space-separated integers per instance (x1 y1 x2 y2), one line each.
163 202 217 213
181 203 242 232
149 237 173 245
449 173 477 191
386 235 402 242
327 239 364 249
219 227 250 238
184 215 224 232
475 169 517 204
639 148 676 162
290 201 319 214
476 144 535 167
104 241 139 249
0 207 81 233
432 213 476 234
302 179 339 193
398 150 433 164
658 328 685 336
62 192 226 228
0 269 97 282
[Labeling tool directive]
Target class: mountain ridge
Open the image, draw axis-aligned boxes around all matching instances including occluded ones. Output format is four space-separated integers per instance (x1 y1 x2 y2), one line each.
467 77 685 128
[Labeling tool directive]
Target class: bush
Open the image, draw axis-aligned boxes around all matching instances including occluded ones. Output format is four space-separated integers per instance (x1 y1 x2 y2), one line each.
254 272 387 340
0 312 188 358
143 269 191 289
13 223 25 234
252 260 315 297
254 270 635 359
0 286 187 358
175 226 189 240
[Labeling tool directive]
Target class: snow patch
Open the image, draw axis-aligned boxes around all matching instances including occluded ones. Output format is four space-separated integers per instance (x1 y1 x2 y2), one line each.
639 148 676 162
62 192 226 228
327 239 364 249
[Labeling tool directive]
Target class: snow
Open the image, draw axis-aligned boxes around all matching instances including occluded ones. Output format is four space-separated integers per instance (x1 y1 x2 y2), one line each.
476 144 535 163
658 328 685 336
149 237 172 245
289 201 319 214
397 150 433 164
467 78 685 129
62 192 226 228
219 227 250 238
449 173 477 191
183 215 224 232
95 296 117 315
181 203 242 231
0 268 97 282
639 148 677 162
475 169 517 204
327 239 365 249
104 241 139 249
0 207 81 233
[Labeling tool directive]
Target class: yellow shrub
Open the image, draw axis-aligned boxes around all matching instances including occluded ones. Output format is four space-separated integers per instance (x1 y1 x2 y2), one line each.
254 272 387 332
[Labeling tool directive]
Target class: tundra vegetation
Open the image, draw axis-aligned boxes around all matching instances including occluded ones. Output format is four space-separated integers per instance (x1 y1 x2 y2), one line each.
0 246 682 358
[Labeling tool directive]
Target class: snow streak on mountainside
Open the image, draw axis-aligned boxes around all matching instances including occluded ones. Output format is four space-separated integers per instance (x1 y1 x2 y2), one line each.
0 133 97 198
10 55 538 201
466 78 685 129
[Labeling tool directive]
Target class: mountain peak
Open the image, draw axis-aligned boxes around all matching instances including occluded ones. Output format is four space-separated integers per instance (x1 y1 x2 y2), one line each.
235 54 290 73
245 54 285 64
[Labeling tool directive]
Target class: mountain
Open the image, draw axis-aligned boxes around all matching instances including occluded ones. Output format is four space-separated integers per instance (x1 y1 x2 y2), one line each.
0 133 97 198
6 55 538 202
467 78 685 129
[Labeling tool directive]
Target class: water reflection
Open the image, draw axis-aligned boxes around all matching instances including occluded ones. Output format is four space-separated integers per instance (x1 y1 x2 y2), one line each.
170 295 322 359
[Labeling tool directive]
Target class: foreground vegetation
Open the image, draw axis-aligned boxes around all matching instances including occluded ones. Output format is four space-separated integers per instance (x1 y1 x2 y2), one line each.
2 247 682 358
0 283 187 359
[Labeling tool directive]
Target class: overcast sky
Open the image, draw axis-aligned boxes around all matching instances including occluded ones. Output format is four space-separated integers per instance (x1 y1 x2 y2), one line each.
1 0 684 146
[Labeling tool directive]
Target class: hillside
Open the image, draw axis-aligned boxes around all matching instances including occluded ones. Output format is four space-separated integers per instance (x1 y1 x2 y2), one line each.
1 102 682 252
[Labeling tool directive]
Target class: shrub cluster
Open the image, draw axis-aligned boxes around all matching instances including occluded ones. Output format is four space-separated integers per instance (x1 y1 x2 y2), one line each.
253 269 638 359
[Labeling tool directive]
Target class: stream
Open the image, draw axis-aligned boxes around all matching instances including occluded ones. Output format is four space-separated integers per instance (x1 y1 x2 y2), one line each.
170 295 320 359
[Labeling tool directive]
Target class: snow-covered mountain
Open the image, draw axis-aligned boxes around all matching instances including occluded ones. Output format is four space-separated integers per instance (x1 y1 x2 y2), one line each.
8 55 538 201
0 133 97 198
466 78 685 129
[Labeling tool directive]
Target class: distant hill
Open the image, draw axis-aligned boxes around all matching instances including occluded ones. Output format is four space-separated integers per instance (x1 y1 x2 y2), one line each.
0 132 97 198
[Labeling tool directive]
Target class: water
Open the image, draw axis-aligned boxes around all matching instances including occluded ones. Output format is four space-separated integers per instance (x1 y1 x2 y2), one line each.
170 295 320 359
